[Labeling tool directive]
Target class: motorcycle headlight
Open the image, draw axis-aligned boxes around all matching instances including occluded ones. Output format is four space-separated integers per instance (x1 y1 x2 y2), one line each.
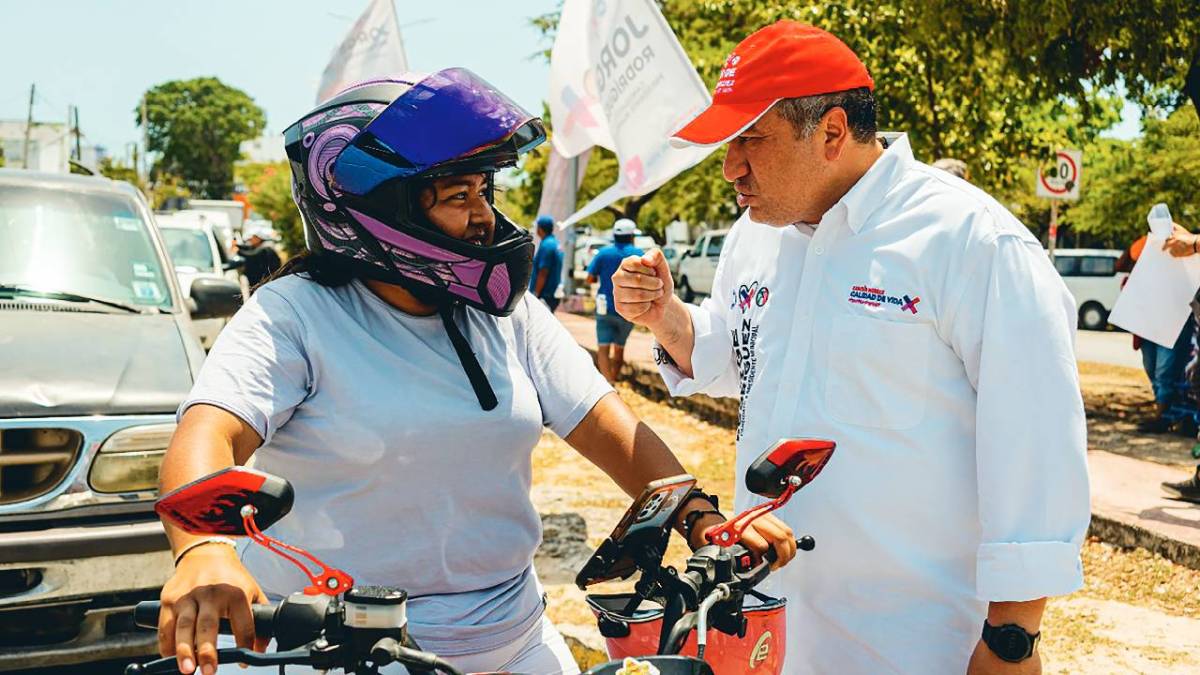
90 423 176 493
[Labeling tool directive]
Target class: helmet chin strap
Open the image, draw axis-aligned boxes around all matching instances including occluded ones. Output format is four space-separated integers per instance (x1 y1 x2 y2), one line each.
437 303 499 411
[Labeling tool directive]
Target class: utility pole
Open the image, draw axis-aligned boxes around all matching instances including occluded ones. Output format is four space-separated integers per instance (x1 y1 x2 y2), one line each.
22 84 35 169
72 105 81 162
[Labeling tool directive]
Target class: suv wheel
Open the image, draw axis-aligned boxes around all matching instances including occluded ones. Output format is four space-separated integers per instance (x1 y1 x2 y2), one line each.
1079 302 1108 331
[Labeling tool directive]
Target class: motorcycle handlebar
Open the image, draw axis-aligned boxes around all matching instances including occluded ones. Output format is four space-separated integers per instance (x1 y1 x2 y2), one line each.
133 600 278 639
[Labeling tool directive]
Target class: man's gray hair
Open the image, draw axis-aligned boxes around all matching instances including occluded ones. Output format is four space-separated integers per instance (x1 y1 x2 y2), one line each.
932 158 969 180
774 87 877 143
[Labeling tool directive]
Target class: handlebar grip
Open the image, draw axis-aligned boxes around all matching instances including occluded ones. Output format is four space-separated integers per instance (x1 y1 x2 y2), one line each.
762 536 814 564
132 601 277 638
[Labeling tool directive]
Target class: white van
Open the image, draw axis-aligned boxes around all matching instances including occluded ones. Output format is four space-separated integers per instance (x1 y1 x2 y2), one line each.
1052 249 1126 330
675 228 729 302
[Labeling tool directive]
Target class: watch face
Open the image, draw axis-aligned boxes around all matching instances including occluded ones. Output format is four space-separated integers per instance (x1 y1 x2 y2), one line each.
997 625 1032 661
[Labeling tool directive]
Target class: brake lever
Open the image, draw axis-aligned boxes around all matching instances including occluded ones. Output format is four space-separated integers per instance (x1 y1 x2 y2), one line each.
124 647 318 675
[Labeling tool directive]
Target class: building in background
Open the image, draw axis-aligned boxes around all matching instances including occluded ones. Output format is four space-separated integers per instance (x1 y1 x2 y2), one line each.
0 120 98 172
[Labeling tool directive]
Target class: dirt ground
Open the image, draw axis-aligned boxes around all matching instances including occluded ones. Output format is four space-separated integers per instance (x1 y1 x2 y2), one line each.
533 375 1200 673
1080 362 1200 468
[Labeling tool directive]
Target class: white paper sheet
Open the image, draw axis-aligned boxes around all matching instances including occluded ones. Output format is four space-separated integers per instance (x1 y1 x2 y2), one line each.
1108 234 1200 347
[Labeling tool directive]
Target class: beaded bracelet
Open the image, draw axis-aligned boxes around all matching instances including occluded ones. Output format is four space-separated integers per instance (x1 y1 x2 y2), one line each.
173 536 238 566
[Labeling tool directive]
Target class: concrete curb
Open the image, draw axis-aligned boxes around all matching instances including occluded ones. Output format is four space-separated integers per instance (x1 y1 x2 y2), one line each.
1088 513 1200 571
588 348 1200 572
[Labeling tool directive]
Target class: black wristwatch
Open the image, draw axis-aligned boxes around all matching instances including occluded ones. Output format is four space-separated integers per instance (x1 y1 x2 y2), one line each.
981 621 1040 663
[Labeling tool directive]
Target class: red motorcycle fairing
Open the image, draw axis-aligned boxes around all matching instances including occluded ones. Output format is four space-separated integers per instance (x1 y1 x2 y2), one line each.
586 593 786 675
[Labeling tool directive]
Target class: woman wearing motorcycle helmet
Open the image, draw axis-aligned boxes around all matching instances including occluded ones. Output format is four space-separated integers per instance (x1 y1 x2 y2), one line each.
153 69 796 674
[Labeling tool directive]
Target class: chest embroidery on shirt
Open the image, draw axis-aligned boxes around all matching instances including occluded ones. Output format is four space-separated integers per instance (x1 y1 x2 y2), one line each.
847 284 921 315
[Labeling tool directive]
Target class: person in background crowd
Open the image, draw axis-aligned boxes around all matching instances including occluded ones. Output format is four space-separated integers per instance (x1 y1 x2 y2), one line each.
236 227 282 288
614 20 1089 674
1158 222 1200 502
1118 234 1196 434
529 214 564 312
588 218 643 383
932 157 970 181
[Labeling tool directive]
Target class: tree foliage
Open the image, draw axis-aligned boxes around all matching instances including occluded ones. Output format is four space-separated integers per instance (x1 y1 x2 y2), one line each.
1066 108 1200 247
518 1 1132 238
977 0 1200 117
98 157 141 188
138 78 266 199
236 161 304 255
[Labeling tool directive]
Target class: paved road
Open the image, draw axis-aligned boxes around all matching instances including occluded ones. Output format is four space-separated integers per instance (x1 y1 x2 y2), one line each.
1076 329 1143 369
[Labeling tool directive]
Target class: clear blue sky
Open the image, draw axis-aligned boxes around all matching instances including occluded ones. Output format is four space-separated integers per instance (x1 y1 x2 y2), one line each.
0 0 560 154
0 0 1139 156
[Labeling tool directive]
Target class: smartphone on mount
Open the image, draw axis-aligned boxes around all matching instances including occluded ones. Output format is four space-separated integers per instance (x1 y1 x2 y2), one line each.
575 475 698 588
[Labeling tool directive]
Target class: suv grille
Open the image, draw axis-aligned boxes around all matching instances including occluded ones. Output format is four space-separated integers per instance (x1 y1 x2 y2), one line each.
0 429 82 504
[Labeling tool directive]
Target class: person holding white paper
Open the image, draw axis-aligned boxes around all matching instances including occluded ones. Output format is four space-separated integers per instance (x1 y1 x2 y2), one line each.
1159 221 1200 503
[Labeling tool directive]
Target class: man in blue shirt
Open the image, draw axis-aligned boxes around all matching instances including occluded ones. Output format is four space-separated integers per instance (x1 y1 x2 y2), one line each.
529 215 563 312
588 218 644 382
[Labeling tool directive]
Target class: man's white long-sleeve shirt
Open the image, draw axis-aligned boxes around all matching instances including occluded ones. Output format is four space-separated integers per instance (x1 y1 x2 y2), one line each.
659 134 1090 674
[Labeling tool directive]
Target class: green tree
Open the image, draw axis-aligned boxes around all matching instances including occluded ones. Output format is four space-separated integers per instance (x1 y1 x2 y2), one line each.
236 161 304 255
974 0 1200 119
98 157 141 188
138 78 266 199
1066 108 1200 247
522 1 1125 236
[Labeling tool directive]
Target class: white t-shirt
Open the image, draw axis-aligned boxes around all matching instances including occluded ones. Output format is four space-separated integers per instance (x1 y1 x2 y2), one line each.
659 134 1089 673
181 275 611 656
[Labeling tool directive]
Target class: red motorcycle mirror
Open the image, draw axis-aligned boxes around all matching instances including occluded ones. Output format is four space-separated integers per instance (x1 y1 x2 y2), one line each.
155 466 295 536
745 438 836 498
156 467 353 596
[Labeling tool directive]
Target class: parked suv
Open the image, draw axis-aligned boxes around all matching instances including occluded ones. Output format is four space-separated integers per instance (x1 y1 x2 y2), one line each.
675 228 728 302
1052 248 1126 330
0 169 241 669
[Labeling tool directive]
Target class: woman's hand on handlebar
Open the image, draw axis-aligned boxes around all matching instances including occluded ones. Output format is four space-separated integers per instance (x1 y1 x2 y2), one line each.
737 514 797 570
688 512 797 570
158 543 269 674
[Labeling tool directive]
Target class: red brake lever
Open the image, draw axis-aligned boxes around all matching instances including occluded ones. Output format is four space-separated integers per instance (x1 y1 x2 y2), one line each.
241 505 353 596
704 475 802 548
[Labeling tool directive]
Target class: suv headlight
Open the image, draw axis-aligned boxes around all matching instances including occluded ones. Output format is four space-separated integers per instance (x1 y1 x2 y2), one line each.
90 423 176 493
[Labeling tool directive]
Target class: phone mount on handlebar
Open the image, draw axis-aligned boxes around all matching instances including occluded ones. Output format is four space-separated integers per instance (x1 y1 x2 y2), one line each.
575 475 698 589
579 438 836 675
156 466 353 596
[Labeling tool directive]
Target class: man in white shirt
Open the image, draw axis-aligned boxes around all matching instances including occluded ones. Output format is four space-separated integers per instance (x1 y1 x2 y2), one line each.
613 20 1090 674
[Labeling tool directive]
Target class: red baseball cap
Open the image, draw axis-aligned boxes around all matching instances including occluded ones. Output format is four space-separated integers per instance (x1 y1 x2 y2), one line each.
671 21 874 148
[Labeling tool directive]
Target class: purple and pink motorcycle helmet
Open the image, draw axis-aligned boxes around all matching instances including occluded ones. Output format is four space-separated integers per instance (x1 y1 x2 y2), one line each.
282 68 546 317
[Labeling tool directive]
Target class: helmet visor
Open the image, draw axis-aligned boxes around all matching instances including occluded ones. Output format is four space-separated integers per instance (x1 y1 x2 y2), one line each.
332 67 544 195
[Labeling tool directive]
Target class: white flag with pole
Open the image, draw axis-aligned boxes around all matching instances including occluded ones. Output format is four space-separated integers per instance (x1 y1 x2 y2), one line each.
547 0 716 227
316 0 410 104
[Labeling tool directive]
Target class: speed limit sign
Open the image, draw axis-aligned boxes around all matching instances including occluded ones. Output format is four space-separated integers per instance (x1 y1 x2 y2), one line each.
1036 149 1082 200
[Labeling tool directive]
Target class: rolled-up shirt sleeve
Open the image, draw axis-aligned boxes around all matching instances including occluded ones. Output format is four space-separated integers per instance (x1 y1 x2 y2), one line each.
945 231 1090 602
658 238 740 398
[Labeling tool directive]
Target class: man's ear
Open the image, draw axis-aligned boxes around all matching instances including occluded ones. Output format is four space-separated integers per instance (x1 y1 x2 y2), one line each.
821 107 851 161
